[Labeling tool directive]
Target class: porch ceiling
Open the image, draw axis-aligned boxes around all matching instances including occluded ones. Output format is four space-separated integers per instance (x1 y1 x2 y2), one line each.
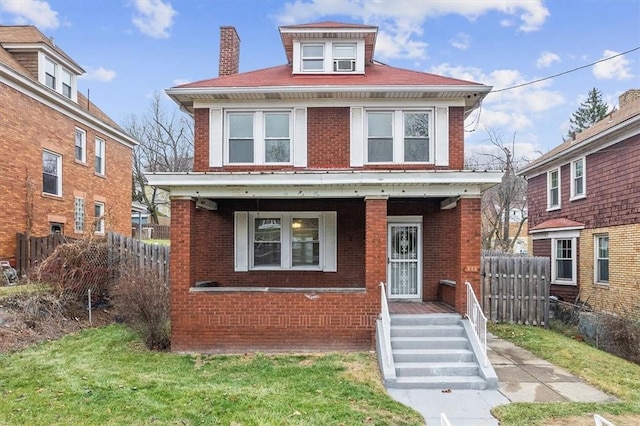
146 170 503 199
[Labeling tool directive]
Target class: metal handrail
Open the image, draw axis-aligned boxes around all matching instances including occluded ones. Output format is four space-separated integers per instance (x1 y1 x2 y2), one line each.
379 282 393 368
465 281 488 367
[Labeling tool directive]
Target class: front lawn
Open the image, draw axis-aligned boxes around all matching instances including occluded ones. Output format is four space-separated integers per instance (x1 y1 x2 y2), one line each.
0 325 422 425
491 323 640 425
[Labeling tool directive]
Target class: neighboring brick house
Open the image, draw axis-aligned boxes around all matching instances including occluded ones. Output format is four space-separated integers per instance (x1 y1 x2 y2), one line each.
0 26 137 264
148 22 502 353
520 89 640 311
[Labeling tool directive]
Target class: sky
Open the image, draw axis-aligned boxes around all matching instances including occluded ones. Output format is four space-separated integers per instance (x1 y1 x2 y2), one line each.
1 0 639 164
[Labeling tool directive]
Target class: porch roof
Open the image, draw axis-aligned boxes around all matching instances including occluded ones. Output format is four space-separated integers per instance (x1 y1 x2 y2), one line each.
146 169 503 199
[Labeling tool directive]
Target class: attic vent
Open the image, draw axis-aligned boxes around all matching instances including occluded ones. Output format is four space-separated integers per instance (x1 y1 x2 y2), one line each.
334 59 355 72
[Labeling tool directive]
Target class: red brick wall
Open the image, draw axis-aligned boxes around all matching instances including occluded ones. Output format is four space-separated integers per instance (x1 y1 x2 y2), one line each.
0 82 133 260
448 107 465 170
307 107 350 168
193 108 210 172
527 134 640 230
219 26 240 77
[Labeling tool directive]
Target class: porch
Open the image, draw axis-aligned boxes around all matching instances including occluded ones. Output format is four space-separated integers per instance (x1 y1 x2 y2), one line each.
389 301 456 315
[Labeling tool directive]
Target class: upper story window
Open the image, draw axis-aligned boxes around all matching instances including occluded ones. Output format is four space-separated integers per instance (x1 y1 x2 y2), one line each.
570 157 586 200
75 128 86 163
294 40 363 74
547 168 560 210
333 43 356 72
42 150 62 196
95 137 105 175
366 110 432 164
301 44 324 71
226 111 292 165
41 55 76 100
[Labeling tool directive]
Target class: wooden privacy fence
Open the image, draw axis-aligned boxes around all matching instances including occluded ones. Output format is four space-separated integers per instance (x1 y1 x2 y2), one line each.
481 254 550 327
15 232 170 286
107 232 169 285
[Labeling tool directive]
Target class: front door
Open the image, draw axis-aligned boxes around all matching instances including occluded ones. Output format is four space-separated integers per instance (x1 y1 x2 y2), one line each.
387 222 422 299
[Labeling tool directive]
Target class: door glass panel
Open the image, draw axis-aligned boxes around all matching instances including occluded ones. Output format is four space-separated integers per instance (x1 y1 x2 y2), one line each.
389 225 419 297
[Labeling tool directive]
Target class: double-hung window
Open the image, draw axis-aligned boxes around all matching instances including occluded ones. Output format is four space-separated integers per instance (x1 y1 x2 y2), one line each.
94 202 105 234
95 137 105 174
333 43 356 72
571 158 585 199
45 58 57 90
75 128 86 162
227 111 291 164
301 44 324 71
74 197 85 233
552 238 576 284
43 150 62 196
235 211 336 272
366 110 432 163
547 168 560 210
595 234 609 284
61 69 73 98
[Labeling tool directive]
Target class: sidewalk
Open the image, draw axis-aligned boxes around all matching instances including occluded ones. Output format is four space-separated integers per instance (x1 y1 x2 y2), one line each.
387 333 617 425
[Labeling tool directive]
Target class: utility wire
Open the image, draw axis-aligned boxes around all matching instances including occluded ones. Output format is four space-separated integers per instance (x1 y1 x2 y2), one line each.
490 46 640 93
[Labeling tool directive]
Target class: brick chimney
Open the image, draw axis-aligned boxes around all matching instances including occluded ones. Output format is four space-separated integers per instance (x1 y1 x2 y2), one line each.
619 89 640 109
219 26 240 76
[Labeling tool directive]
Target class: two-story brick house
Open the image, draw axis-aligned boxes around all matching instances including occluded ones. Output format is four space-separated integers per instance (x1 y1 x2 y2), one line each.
520 89 640 312
148 22 502 354
0 26 137 265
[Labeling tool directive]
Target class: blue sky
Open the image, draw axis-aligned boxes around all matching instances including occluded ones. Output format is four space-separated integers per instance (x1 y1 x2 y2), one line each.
1 0 639 162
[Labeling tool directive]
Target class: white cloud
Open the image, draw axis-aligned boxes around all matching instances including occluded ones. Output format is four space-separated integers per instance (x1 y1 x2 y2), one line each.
450 32 470 50
172 78 190 86
79 66 116 82
0 0 58 29
593 50 633 80
277 0 549 59
536 51 560 69
132 0 177 39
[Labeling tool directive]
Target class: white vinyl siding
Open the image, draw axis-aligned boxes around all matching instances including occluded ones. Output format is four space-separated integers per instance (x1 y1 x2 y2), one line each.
234 211 336 272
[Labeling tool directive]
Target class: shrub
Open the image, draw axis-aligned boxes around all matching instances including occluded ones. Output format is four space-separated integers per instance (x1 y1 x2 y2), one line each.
110 265 170 350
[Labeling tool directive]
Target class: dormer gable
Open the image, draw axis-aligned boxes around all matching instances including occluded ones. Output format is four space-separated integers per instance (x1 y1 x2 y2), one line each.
279 21 377 75
0 26 84 102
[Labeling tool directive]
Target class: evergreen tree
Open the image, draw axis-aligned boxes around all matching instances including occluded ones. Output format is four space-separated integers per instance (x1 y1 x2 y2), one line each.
567 88 611 138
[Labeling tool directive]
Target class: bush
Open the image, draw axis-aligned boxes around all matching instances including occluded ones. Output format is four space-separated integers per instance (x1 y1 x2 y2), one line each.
110 265 170 350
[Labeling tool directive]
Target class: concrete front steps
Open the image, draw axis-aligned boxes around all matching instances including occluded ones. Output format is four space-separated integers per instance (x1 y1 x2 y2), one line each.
385 313 498 390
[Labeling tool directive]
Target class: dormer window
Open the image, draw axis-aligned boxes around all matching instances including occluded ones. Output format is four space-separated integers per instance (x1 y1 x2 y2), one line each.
301 44 324 71
333 44 355 72
40 55 77 101
294 40 364 74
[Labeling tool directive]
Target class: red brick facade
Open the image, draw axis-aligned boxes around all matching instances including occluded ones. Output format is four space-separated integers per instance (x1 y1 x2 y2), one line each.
0 82 133 262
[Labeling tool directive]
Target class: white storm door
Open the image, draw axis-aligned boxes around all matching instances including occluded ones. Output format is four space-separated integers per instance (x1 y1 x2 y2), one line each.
387 222 422 299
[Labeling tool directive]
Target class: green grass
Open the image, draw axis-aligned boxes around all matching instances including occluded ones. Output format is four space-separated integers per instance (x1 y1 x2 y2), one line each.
0 282 51 300
142 239 170 246
490 323 640 425
0 325 422 425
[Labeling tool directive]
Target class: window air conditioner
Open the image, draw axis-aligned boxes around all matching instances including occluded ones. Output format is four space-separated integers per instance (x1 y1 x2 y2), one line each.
334 60 355 72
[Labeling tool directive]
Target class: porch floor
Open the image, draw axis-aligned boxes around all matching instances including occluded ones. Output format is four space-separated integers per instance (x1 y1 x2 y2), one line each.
388 301 456 315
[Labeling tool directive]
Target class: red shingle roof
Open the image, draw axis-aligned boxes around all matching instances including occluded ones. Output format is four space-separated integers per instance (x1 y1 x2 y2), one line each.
176 62 483 89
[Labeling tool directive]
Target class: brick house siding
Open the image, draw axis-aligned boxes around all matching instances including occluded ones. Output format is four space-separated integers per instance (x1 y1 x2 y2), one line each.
150 22 501 353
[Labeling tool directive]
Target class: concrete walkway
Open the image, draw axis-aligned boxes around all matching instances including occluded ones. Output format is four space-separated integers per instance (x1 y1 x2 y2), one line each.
387 333 617 425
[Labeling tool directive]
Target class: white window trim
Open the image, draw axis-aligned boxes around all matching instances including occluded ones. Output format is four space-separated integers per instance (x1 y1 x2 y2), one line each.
75 128 86 163
594 234 609 285
42 150 62 196
94 202 105 234
570 157 586 200
74 197 85 234
293 40 365 74
365 109 434 164
235 211 337 272
224 110 294 166
95 137 106 175
547 168 561 211
551 237 577 285
39 54 78 101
